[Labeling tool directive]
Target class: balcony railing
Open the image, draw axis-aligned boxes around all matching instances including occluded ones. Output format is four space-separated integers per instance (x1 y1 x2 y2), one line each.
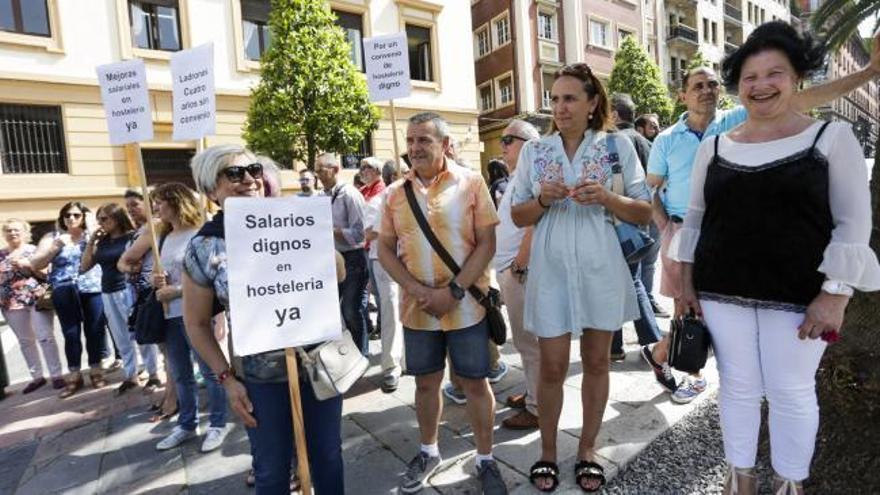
667 24 698 44
724 3 743 22
725 41 738 55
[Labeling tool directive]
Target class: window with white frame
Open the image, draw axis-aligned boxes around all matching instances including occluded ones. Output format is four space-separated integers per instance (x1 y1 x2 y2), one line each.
618 28 634 46
498 76 513 106
589 19 609 48
333 9 365 71
406 23 433 82
475 25 490 57
542 73 555 109
129 0 181 51
0 0 50 36
479 84 494 112
494 13 510 46
241 0 270 61
538 11 555 40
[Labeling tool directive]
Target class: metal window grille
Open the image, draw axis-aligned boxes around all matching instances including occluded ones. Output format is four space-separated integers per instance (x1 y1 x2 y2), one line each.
342 131 373 169
142 148 196 187
0 103 68 174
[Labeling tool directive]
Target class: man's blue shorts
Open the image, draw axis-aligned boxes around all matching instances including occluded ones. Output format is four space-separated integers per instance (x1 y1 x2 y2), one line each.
403 318 490 379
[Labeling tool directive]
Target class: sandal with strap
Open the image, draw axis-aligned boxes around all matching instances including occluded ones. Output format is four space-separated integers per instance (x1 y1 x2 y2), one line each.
723 464 756 494
773 475 803 495
574 460 606 493
529 460 559 492
59 373 84 399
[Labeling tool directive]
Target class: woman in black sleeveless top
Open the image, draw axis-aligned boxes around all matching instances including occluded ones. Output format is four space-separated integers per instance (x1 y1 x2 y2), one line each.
674 23 880 494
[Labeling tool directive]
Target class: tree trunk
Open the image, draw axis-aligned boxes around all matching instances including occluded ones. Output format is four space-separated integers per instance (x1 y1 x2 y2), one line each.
306 134 316 171
821 133 880 391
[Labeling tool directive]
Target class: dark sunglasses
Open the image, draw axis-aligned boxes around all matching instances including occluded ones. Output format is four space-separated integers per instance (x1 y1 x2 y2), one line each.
64 213 83 219
96 216 110 222
220 163 263 183
500 135 528 145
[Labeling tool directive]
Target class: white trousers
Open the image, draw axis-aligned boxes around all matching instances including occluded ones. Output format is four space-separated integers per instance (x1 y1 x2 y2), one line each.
702 299 826 481
2 306 64 379
498 268 540 415
371 259 403 376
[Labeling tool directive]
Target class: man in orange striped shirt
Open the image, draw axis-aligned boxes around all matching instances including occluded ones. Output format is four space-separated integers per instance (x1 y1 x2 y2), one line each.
378 113 506 494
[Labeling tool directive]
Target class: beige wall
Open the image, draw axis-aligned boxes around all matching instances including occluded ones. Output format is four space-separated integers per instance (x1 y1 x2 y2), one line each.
0 78 479 223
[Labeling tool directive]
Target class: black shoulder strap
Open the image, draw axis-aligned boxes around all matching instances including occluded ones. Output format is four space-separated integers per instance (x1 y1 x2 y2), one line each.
331 185 343 204
403 180 486 304
713 135 720 158
158 232 168 253
809 121 832 153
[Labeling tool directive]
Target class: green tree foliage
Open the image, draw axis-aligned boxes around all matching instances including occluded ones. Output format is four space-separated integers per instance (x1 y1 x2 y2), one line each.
811 0 879 50
244 0 381 169
670 51 737 120
607 36 675 124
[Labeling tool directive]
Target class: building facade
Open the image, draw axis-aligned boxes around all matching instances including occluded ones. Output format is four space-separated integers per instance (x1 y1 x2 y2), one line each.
798 0 879 157
472 0 568 163
0 0 481 228
658 0 790 88
473 0 652 165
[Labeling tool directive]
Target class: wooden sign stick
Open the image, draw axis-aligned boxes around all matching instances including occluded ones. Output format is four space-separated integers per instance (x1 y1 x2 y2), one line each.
284 348 313 494
389 99 402 173
196 137 208 222
133 144 168 313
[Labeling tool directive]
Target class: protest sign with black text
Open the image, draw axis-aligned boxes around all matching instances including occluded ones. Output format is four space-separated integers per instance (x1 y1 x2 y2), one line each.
96 59 153 145
224 196 342 356
171 43 216 141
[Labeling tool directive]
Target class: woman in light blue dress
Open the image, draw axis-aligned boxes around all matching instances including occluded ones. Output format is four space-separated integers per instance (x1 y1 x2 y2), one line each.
510 63 651 493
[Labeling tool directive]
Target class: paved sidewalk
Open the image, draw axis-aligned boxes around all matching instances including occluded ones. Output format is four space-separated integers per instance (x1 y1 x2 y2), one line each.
0 310 717 495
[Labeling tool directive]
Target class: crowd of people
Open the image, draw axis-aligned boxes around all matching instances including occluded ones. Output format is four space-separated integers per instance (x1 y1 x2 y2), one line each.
1 22 879 495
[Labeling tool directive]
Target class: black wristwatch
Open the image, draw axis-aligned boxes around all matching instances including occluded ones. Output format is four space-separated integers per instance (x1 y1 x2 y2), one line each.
448 280 466 301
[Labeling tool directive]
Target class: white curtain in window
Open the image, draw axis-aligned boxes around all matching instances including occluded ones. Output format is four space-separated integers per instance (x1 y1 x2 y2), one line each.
130 2 149 48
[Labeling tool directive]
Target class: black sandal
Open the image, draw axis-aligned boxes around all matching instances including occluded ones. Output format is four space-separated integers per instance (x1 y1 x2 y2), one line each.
529 460 559 492
574 460 606 493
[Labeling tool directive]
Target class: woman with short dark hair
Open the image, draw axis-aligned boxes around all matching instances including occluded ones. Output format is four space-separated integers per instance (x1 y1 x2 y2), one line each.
676 22 880 494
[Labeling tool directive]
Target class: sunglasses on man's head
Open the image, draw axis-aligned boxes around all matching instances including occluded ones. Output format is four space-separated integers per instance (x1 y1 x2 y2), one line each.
500 135 527 145
220 163 263 183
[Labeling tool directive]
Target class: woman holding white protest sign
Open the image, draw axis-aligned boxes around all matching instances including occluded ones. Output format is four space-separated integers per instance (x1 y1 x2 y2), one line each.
182 144 345 495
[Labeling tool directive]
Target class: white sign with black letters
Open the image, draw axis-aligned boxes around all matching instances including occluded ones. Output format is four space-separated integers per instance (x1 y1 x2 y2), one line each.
225 197 341 356
96 59 153 145
171 43 216 141
363 32 412 102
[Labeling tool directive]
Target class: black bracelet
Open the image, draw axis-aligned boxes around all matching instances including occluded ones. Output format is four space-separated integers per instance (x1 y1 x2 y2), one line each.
537 194 549 208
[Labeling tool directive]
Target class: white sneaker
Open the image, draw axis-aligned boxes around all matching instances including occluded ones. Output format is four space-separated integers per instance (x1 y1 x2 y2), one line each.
671 376 708 404
156 426 197 451
201 426 228 452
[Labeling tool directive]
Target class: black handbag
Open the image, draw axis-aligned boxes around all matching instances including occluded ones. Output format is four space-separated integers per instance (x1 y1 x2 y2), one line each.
403 181 507 346
131 288 167 344
130 234 168 345
668 314 711 374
